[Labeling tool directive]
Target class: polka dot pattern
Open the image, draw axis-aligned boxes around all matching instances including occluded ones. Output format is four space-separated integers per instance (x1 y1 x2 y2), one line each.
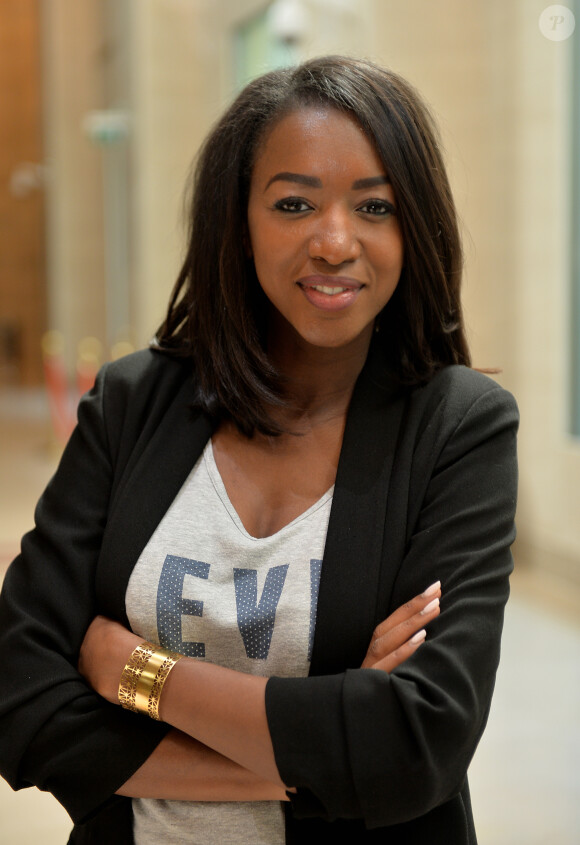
233 565 289 659
308 559 323 661
156 554 209 657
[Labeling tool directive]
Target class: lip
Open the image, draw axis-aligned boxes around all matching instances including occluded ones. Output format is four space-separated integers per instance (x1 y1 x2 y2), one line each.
296 276 364 312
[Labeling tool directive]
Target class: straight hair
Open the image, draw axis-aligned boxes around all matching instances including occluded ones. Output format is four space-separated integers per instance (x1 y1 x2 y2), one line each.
156 56 470 436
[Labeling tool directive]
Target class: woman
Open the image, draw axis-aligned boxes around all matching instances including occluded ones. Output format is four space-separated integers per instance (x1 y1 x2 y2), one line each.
0 57 518 843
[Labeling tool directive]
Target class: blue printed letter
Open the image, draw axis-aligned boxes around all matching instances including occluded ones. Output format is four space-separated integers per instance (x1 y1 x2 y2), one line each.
157 554 210 657
308 559 323 661
233 565 289 659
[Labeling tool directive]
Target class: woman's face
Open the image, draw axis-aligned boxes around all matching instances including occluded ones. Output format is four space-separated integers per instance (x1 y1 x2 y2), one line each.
247 106 404 355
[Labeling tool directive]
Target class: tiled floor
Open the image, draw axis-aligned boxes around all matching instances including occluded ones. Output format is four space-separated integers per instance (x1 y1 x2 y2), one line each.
469 578 580 844
1 388 579 844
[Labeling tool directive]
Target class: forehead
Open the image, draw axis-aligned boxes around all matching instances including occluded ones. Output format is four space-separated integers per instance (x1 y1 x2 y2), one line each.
251 106 386 184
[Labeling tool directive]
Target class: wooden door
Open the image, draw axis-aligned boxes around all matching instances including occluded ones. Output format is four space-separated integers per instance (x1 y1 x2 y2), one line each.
0 0 46 386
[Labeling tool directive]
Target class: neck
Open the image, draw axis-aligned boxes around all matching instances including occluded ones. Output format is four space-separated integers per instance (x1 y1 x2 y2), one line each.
267 326 372 428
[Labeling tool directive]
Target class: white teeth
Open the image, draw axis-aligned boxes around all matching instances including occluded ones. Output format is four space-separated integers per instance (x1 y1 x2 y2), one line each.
312 285 348 295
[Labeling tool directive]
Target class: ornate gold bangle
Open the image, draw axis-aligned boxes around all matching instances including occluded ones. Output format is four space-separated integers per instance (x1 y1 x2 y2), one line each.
118 641 156 713
118 642 183 721
138 648 183 720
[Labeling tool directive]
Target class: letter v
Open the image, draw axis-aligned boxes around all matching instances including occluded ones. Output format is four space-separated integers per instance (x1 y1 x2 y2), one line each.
233 565 289 659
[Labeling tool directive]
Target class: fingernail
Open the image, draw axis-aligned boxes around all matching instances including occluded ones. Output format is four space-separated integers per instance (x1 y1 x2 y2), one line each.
422 581 441 598
420 597 439 615
410 629 426 644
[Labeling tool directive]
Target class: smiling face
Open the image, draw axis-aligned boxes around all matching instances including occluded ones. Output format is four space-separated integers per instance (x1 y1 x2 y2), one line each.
247 106 404 358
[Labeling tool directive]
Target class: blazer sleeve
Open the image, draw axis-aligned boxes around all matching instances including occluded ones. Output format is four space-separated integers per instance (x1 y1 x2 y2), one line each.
265 374 519 829
0 363 169 824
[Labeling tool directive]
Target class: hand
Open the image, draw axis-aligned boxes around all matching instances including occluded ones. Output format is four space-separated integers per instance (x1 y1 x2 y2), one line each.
78 615 142 705
361 581 441 673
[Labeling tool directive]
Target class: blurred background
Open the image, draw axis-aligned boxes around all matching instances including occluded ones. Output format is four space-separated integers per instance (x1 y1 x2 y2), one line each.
1 0 579 842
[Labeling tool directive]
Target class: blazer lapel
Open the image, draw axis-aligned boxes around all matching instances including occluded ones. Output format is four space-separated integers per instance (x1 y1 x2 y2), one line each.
93 346 407 661
96 381 213 624
310 349 406 675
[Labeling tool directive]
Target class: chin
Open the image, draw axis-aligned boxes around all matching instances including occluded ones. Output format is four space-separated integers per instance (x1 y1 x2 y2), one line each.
298 325 373 354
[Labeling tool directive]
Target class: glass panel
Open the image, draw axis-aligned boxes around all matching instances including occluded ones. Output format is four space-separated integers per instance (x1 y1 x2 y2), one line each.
233 4 298 89
572 0 580 434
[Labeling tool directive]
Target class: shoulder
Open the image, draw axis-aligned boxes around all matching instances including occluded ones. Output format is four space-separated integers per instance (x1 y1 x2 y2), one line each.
375 366 520 477
410 366 519 435
402 367 519 482
76 349 199 459
365 343 518 429
91 349 193 415
100 348 191 392
420 365 517 410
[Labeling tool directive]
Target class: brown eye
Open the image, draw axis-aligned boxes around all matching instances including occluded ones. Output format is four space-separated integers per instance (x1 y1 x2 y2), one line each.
358 200 396 216
273 198 312 213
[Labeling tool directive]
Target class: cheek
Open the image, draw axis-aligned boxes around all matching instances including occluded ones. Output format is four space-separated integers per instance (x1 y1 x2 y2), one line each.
249 231 282 301
380 232 404 277
374 238 403 272
251 224 297 281
372 243 403 305
251 243 276 287
248 217 275 273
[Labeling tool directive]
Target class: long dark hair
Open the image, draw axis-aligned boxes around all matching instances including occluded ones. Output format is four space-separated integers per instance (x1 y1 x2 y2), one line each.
156 56 470 435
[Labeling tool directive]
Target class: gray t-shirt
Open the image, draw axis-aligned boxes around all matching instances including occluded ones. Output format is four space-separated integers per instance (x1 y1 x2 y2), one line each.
125 440 332 844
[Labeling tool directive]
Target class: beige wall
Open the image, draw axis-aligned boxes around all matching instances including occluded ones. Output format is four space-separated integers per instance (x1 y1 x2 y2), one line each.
128 0 221 346
369 0 520 376
367 0 580 584
508 1 580 583
42 0 580 583
41 0 106 368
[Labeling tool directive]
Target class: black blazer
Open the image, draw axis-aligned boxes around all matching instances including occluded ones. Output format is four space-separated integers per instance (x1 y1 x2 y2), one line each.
0 347 518 844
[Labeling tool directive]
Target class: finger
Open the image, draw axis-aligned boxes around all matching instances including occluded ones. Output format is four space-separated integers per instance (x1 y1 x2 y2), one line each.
361 596 440 669
370 581 441 642
370 628 427 674
374 596 440 651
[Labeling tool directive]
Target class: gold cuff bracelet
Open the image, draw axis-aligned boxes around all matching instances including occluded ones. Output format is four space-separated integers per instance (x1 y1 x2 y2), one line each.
118 641 183 720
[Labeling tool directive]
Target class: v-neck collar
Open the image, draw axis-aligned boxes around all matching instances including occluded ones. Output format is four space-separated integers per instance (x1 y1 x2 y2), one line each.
96 345 405 664
203 439 334 541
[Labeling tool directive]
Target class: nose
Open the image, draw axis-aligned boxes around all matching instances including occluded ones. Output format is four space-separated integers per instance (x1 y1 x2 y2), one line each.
308 208 361 265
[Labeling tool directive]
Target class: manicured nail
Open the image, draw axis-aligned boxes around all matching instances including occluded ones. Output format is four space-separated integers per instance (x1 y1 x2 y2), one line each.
422 581 441 598
420 597 439 615
410 629 426 644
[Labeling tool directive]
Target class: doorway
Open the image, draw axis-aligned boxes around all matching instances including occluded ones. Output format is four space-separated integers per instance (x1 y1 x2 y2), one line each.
0 0 46 386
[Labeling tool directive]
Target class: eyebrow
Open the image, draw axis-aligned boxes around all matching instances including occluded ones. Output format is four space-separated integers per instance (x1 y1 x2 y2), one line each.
264 172 390 191
352 175 390 189
265 172 321 190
